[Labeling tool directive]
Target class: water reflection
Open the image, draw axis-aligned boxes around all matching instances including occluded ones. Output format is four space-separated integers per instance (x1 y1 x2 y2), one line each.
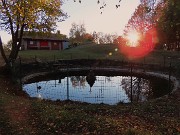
23 75 169 105
70 76 86 88
35 83 43 99
121 77 152 102
86 70 96 92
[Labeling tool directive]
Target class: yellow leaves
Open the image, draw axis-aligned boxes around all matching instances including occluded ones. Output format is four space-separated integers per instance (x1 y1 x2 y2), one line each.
0 0 64 32
38 0 47 5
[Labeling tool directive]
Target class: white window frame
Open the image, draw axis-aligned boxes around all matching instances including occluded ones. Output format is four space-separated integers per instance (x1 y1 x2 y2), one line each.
30 41 34 45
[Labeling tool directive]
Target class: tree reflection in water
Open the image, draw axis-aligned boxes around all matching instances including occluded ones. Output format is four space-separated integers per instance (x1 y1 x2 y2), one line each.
86 70 96 92
23 73 170 105
121 77 153 102
70 76 86 88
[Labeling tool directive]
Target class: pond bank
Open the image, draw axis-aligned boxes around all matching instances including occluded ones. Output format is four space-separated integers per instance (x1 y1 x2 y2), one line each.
22 67 179 98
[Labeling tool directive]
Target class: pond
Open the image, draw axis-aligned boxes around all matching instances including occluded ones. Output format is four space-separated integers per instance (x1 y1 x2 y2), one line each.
23 71 171 105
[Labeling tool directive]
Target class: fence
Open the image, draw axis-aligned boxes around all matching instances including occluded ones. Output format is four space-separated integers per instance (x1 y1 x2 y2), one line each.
10 55 180 93
8 54 180 103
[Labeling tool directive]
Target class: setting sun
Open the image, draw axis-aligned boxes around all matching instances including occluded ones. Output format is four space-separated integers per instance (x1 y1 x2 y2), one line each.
126 31 140 47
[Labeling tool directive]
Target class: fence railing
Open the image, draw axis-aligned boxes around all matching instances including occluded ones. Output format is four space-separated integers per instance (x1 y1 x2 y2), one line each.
11 55 180 90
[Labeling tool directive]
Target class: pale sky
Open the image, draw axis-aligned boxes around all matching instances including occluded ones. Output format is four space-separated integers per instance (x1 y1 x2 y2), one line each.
0 0 140 44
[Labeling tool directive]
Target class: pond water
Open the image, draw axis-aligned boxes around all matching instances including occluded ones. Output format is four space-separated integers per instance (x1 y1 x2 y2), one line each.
23 72 171 105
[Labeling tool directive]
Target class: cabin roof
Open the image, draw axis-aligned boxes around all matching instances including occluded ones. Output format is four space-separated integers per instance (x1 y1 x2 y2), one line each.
22 36 69 42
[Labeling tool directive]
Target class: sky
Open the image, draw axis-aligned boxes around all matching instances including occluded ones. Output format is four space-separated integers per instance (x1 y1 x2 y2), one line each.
0 0 140 44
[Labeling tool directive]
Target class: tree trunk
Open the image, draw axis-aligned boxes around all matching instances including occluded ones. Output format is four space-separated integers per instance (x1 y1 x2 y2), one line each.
0 37 14 75
0 37 9 65
8 43 18 64
0 37 19 67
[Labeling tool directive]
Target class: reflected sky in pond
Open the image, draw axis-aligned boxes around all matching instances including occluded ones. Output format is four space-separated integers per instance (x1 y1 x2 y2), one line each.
23 75 170 105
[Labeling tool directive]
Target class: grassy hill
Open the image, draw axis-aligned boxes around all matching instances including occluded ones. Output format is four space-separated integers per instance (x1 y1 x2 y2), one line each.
19 44 123 60
19 43 180 69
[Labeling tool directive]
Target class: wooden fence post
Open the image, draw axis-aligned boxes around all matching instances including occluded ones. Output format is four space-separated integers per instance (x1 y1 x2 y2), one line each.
54 55 56 63
19 56 22 88
163 56 166 68
131 63 133 103
143 57 146 72
168 62 171 92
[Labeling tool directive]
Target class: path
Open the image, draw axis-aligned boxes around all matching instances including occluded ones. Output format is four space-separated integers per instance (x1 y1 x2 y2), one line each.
0 55 38 134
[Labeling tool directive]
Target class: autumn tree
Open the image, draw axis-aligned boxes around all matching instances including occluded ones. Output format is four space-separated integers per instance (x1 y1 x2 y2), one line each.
157 0 180 50
124 0 180 50
69 22 86 44
92 31 99 44
97 32 104 44
113 36 127 46
83 33 94 43
0 0 66 66
124 0 158 36
95 32 118 44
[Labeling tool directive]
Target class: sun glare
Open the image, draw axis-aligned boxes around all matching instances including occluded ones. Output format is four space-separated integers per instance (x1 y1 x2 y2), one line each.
126 31 140 47
119 28 157 59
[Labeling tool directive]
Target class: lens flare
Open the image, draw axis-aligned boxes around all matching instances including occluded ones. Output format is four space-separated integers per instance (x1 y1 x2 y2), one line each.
126 31 140 47
109 52 112 56
119 28 157 59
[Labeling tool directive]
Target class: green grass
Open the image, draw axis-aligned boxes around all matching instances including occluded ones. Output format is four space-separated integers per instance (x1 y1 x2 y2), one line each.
19 44 180 60
19 44 124 61
18 43 180 73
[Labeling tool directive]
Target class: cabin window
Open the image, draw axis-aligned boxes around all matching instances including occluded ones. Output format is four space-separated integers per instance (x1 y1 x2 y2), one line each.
28 40 37 46
30 41 34 45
